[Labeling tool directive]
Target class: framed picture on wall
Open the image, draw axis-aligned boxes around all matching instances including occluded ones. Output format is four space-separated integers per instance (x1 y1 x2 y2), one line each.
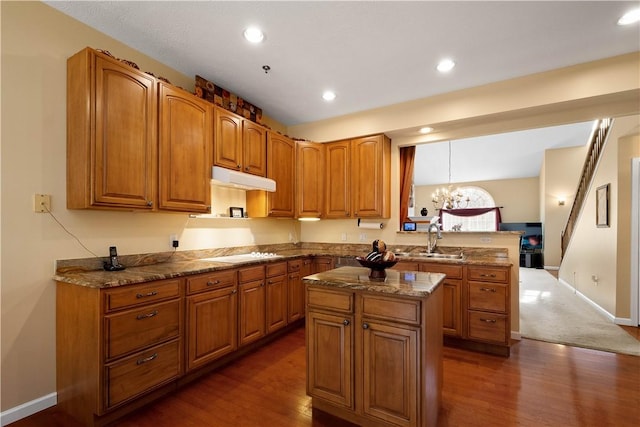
230 207 244 218
596 184 610 228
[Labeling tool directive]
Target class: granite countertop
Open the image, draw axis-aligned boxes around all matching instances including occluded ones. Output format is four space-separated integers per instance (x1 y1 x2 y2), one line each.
303 266 445 298
53 245 511 289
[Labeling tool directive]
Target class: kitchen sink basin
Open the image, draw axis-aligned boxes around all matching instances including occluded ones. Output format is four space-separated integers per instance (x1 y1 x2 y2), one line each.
394 252 464 260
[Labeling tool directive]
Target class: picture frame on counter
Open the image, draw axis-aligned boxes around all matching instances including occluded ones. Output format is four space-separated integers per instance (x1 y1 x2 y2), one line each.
230 207 244 218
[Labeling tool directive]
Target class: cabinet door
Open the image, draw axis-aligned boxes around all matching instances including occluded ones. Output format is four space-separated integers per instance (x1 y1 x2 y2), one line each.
158 83 212 212
313 257 335 273
243 121 267 176
68 49 157 210
186 285 238 371
287 270 303 323
325 140 351 218
238 279 266 346
420 263 463 337
266 133 295 217
266 274 288 333
351 135 391 218
214 108 242 171
306 310 353 409
361 320 418 427
296 141 324 218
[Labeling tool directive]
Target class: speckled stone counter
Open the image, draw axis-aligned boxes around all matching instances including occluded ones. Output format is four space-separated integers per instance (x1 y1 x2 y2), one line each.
302 266 445 297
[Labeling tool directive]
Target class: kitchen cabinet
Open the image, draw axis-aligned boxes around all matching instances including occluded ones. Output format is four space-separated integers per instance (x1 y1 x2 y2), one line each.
266 262 288 333
56 278 183 426
185 270 238 371
67 47 157 210
287 259 304 323
312 256 335 273
238 265 266 346
296 141 325 218
324 134 391 219
246 132 296 217
214 108 267 176
158 83 212 213
466 265 510 347
420 263 463 338
306 273 443 427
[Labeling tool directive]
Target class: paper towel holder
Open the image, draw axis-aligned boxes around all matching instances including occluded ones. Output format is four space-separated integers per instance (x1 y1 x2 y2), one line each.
357 218 384 229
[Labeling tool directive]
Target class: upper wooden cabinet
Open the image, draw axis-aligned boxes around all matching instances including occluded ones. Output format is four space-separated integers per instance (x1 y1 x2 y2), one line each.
158 83 212 213
325 134 391 219
246 132 296 217
214 108 267 177
67 47 157 210
296 141 325 219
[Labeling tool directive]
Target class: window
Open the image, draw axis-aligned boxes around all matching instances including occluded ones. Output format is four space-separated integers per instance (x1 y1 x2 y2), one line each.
441 186 499 231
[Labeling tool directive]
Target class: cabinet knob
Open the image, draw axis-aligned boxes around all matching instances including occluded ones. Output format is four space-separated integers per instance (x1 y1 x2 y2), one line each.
146 200 153 207
343 319 350 326
231 289 237 294
362 323 369 329
237 164 241 169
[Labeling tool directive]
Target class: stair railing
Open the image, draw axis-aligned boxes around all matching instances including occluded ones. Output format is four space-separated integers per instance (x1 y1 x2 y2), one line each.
561 118 613 259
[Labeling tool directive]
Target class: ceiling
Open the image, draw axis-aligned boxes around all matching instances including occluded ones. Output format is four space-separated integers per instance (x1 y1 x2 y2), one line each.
45 1 638 184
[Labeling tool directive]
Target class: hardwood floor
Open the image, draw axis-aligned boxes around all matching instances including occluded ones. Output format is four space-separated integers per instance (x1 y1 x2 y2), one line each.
10 326 640 427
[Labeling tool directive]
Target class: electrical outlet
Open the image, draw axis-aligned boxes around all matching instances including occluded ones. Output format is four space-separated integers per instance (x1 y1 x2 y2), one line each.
34 194 51 213
170 234 178 248
341 233 347 241
480 237 492 243
359 233 367 242
289 232 293 242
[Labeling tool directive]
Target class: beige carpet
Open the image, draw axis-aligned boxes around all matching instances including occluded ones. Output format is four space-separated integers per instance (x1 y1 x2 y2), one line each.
519 267 640 356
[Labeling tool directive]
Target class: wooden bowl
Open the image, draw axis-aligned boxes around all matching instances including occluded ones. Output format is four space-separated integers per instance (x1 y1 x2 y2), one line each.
355 256 398 280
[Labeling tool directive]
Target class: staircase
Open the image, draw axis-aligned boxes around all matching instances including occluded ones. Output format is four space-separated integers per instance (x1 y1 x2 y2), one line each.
561 118 613 259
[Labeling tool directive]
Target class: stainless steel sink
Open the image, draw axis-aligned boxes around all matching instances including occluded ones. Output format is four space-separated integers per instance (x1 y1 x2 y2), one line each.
394 252 464 260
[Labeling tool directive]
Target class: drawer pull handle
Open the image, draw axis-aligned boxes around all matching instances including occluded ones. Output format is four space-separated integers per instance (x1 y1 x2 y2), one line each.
136 310 158 320
207 280 220 286
480 318 497 323
480 287 497 292
362 323 369 329
479 274 497 278
343 319 350 326
136 353 158 365
136 291 158 299
231 289 237 294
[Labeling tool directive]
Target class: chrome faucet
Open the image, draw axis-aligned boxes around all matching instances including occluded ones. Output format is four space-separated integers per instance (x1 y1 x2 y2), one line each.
426 222 442 254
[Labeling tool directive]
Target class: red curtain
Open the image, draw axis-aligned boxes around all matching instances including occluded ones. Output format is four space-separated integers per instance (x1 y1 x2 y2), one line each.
399 146 416 229
438 207 502 230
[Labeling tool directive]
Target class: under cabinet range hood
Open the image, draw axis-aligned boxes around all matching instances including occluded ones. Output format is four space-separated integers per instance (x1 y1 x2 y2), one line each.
211 166 276 192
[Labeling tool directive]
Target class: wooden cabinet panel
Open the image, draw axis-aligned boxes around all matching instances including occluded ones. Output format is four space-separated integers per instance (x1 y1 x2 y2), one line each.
238 265 265 283
467 266 509 283
67 48 157 210
267 133 295 216
266 273 288 333
158 83 212 213
307 287 354 313
351 135 391 218
296 141 324 218
287 270 303 323
186 284 238 370
325 141 351 218
467 311 508 344
243 120 267 176
419 263 463 337
468 281 508 312
104 299 180 360
361 321 418 427
105 339 180 409
104 279 180 312
214 108 243 171
312 256 335 273
306 310 354 409
186 269 237 295
361 295 421 326
238 279 266 346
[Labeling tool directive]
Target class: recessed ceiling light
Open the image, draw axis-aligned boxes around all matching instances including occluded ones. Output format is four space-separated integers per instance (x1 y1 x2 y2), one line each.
618 8 640 25
322 91 336 101
243 27 264 43
437 59 455 73
419 127 433 134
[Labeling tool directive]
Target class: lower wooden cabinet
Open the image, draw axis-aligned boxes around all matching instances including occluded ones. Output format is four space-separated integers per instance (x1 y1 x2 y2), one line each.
466 265 511 346
238 265 267 347
306 285 442 427
266 262 288 333
419 263 463 338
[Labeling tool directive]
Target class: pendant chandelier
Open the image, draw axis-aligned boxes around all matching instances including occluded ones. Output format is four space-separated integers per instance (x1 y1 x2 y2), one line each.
431 141 469 210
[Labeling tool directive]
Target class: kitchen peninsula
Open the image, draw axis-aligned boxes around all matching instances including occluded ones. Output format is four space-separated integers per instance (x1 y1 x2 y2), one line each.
303 266 445 427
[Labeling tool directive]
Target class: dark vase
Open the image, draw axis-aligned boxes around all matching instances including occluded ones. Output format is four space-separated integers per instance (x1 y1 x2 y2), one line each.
420 207 428 216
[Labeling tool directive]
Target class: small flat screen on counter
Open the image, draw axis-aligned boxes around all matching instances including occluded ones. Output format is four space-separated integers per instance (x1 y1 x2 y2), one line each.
403 222 416 231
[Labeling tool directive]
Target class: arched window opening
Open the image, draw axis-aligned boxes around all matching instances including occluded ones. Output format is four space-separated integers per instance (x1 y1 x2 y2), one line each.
440 186 500 231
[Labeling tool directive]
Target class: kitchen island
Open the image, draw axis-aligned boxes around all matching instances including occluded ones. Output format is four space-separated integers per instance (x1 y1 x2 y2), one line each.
303 266 445 427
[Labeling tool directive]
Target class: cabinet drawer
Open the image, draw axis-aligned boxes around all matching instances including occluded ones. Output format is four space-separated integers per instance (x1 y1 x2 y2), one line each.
467 266 509 283
307 287 354 313
104 279 180 312
468 281 508 313
267 262 287 277
187 269 237 294
105 299 180 360
361 295 421 326
420 263 463 279
467 310 508 344
105 339 180 410
238 265 265 283
288 259 302 273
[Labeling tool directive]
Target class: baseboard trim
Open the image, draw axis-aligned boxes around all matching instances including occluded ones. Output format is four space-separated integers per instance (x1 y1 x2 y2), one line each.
0 392 56 426
614 317 635 327
511 331 522 340
558 278 615 322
